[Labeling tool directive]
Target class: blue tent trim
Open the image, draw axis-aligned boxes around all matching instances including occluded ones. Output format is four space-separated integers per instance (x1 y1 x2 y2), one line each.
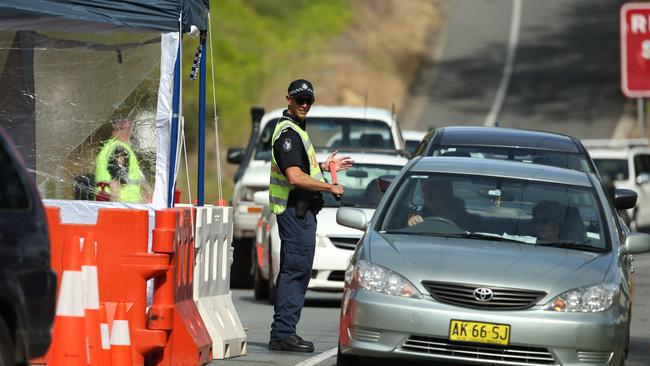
0 0 209 32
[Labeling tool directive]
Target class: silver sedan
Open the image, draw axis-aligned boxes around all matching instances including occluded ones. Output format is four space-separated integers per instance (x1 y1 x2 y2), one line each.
336 157 650 366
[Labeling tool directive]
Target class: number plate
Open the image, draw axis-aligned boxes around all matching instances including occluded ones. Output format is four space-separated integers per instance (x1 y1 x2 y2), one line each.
449 320 510 345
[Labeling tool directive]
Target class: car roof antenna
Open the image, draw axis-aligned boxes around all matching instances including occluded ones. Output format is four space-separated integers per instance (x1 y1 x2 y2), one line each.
495 120 500 127
364 91 368 120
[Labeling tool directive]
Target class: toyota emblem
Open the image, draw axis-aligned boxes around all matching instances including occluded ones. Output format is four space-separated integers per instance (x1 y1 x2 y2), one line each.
473 288 493 302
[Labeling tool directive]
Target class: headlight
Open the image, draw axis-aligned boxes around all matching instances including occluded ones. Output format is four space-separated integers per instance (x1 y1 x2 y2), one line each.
345 260 422 298
240 187 263 202
543 283 619 312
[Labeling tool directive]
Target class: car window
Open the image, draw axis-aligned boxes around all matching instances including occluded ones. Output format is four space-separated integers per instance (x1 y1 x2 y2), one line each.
633 154 650 178
431 145 592 173
0 145 29 210
379 173 608 251
322 163 404 208
405 140 421 155
254 118 395 161
593 158 629 181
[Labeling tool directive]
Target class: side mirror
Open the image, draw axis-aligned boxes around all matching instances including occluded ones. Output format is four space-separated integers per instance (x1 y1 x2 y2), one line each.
378 175 395 192
614 188 637 210
253 190 269 206
622 232 650 254
336 207 368 231
227 147 245 164
636 173 650 185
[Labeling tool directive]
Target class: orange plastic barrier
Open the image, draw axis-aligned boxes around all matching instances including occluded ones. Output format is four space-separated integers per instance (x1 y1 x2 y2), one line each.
44 206 212 366
147 208 212 365
46 206 167 365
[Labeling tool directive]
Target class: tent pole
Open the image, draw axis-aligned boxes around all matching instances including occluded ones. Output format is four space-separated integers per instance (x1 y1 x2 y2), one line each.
197 34 207 206
167 42 181 207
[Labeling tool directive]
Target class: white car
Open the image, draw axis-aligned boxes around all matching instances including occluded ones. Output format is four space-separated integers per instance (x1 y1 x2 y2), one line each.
229 106 406 240
227 106 406 285
584 138 650 230
251 151 408 302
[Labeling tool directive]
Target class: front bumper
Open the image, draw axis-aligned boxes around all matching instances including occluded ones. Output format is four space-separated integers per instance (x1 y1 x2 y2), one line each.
339 289 627 366
234 204 262 239
308 245 354 291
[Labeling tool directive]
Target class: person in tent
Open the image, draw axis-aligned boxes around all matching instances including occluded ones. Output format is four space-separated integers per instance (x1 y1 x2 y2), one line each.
95 117 145 202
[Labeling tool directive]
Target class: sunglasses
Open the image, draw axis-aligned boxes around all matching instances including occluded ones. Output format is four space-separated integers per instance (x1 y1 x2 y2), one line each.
293 96 315 106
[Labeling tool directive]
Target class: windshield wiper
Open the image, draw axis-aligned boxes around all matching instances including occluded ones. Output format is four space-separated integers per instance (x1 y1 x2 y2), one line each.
380 230 463 238
447 232 531 244
536 241 606 253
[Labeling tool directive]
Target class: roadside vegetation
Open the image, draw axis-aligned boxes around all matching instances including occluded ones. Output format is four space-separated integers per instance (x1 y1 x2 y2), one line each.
176 0 442 204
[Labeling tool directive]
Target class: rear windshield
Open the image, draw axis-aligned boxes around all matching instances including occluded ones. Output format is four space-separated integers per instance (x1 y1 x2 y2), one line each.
432 145 593 173
593 158 628 181
255 117 394 161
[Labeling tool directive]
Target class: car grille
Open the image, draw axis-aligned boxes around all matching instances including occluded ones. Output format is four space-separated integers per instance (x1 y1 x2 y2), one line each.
328 271 345 282
329 237 359 250
402 336 556 365
422 281 546 310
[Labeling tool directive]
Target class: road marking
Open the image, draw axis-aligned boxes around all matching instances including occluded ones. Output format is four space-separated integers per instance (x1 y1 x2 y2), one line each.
293 347 338 366
484 0 522 127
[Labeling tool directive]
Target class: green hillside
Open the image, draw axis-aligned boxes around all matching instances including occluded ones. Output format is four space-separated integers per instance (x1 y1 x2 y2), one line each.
176 0 351 203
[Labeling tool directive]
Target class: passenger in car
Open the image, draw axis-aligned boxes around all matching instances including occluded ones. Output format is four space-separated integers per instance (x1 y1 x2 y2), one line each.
532 200 565 242
407 179 482 231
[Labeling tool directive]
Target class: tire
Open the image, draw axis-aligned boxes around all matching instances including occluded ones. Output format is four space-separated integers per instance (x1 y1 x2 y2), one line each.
0 316 15 366
336 344 359 366
253 260 269 300
230 238 254 289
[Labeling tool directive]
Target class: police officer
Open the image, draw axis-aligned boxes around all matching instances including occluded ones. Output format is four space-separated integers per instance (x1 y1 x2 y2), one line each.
95 117 144 202
268 79 352 352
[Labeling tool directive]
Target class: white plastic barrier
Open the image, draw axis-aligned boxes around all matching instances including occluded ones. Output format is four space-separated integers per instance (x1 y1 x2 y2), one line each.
193 206 246 359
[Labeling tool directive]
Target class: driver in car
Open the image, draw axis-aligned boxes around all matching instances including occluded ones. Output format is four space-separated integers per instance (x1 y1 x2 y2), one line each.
407 179 481 231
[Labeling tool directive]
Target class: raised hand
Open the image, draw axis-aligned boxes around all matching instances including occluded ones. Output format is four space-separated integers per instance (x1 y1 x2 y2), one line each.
324 150 354 172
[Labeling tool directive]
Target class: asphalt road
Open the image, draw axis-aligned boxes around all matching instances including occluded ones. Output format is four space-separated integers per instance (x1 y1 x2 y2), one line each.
403 0 624 139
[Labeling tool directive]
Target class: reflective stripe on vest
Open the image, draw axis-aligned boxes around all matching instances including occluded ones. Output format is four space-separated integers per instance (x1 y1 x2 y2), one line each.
269 119 324 214
95 138 142 202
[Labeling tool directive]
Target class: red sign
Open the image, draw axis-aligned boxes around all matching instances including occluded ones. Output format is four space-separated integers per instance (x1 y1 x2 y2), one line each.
621 3 650 97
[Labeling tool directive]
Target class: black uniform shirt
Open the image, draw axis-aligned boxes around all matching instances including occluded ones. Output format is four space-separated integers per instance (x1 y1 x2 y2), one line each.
272 110 323 207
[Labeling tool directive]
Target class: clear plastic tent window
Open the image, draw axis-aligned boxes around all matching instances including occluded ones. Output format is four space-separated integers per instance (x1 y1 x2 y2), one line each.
0 31 160 203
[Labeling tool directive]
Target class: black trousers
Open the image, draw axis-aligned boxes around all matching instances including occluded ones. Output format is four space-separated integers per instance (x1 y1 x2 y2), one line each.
270 206 317 340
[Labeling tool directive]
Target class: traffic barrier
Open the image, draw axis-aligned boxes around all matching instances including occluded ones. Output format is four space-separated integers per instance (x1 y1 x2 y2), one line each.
46 206 168 365
99 304 112 366
45 206 213 365
110 302 133 366
147 208 212 365
193 206 246 359
49 234 88 366
82 232 103 366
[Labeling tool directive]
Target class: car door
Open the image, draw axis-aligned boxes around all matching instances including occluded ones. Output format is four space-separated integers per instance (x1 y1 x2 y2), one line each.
632 153 650 229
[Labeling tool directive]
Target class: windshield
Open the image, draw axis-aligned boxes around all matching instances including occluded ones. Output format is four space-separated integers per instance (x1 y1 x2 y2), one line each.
322 163 404 208
593 158 629 181
379 172 608 251
432 145 593 173
254 117 394 161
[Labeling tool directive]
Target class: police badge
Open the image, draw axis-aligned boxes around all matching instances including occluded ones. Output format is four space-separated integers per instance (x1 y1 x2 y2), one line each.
282 138 292 152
